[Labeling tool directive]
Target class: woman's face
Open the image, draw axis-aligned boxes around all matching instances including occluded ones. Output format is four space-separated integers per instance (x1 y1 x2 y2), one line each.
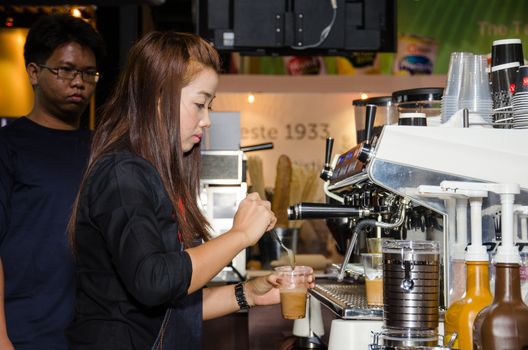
179 67 218 153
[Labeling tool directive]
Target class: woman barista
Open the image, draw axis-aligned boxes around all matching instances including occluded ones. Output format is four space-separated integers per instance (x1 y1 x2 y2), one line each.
67 31 313 349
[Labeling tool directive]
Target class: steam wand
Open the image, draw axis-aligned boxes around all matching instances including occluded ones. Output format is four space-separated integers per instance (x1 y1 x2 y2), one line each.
337 199 408 282
320 137 334 182
320 137 345 203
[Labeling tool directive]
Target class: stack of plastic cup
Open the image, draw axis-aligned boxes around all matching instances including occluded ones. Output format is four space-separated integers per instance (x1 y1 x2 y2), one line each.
511 65 528 129
441 52 473 123
458 54 493 124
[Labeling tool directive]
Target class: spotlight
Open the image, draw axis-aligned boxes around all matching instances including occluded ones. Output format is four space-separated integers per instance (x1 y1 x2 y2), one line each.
71 8 82 18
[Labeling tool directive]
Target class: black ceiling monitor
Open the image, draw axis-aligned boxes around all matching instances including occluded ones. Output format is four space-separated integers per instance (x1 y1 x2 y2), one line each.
196 0 397 56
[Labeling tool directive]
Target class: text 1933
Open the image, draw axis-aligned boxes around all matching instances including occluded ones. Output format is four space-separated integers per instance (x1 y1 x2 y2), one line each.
241 123 330 141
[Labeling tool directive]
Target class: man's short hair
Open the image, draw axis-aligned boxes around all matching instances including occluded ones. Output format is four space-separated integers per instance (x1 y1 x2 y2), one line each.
24 14 106 67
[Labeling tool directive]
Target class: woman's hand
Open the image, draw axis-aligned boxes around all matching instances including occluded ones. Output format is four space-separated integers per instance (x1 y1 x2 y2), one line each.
244 268 316 307
231 192 276 247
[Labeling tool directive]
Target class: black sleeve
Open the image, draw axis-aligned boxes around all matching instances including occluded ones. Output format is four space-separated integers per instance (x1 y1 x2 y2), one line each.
87 156 193 307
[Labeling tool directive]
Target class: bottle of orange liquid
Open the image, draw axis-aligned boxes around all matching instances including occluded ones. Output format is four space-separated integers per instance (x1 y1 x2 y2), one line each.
444 260 493 350
444 197 493 350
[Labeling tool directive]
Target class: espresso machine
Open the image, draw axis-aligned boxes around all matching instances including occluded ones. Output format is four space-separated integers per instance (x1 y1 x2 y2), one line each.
287 105 528 349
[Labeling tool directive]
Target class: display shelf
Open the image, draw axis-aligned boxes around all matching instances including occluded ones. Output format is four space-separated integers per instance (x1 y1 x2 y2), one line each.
218 74 447 93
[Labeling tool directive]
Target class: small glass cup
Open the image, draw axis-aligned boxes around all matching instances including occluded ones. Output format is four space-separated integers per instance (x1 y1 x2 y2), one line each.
361 253 384 306
274 265 312 319
367 237 390 253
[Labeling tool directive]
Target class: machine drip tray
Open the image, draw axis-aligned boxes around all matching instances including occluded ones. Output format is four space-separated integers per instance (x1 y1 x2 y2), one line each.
310 281 383 320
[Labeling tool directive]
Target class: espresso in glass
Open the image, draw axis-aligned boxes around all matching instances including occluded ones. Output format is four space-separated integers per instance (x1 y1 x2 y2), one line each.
279 288 307 319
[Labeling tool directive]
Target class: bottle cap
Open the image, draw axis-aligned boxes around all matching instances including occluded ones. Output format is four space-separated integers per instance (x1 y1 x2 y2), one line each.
494 245 521 264
465 244 489 262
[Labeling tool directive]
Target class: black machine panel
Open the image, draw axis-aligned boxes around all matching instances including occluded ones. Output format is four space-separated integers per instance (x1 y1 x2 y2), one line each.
331 145 365 185
197 0 397 55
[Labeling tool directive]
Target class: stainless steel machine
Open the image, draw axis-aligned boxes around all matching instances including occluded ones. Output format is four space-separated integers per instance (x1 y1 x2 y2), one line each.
200 149 248 282
288 105 528 349
199 111 274 282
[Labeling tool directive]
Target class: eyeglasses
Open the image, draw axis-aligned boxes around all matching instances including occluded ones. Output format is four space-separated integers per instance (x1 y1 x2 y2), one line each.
37 64 101 83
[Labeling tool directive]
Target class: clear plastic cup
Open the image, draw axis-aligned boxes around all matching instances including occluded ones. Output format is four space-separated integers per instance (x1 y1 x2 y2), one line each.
442 52 475 123
361 253 383 306
441 95 460 119
275 265 312 319
459 54 493 114
445 52 474 97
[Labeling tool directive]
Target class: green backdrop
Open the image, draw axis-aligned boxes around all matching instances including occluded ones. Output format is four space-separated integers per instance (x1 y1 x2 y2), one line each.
398 0 528 74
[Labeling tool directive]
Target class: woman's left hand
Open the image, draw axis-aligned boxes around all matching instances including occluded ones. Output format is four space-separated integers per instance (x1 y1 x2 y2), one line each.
244 268 315 307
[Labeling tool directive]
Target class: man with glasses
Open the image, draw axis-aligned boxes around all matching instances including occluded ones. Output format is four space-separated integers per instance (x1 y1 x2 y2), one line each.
37 65 101 84
0 14 105 350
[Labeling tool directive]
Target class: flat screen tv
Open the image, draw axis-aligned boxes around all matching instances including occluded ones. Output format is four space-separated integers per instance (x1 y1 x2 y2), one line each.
196 0 397 56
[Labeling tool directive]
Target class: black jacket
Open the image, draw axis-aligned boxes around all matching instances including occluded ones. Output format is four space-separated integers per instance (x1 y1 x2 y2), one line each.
67 152 201 349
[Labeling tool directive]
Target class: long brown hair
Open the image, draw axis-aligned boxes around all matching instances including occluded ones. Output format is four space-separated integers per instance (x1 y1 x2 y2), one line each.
69 31 221 248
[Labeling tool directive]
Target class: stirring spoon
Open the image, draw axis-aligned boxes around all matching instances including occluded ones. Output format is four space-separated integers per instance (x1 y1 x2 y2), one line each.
270 229 296 268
